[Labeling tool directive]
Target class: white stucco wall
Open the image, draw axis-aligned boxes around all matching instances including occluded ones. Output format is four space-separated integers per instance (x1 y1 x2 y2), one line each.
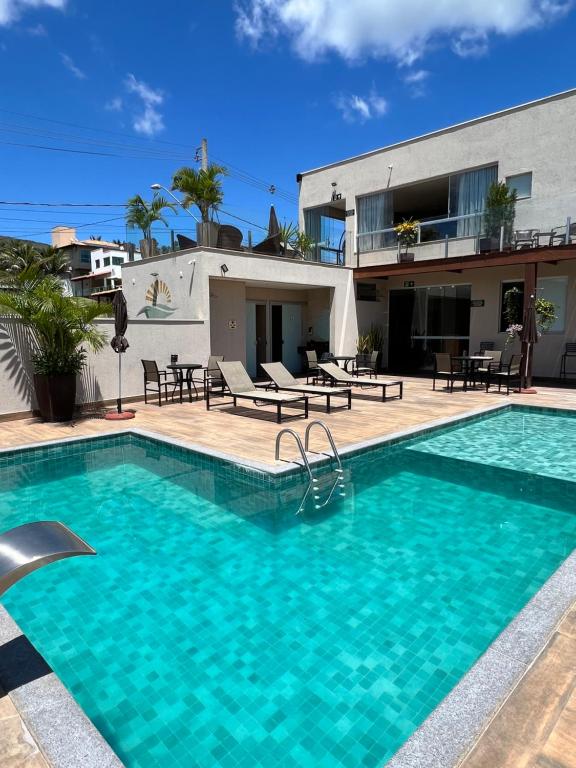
0 248 358 417
357 261 576 377
299 90 576 266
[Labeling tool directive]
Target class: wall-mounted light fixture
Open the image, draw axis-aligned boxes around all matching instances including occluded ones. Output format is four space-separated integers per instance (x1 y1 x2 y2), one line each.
150 272 159 278
131 277 136 286
220 263 229 276
331 182 342 201
179 271 183 279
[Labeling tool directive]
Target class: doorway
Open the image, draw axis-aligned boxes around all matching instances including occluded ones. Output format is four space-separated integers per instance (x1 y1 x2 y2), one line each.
388 284 471 372
246 301 303 376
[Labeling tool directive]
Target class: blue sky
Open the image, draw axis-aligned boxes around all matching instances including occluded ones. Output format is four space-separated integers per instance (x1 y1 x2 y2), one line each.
0 0 575 247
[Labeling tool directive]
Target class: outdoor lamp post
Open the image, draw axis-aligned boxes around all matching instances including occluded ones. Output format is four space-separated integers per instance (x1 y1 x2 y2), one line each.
150 183 200 223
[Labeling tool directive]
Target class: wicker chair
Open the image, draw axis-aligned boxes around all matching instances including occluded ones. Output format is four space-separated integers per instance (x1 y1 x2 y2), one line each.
485 354 522 394
433 353 467 393
141 360 180 406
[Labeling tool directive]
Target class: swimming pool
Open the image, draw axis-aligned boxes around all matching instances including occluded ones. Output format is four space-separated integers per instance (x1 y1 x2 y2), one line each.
1 406 575 767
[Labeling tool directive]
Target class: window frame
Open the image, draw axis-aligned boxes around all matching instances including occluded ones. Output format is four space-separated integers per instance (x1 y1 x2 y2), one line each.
506 172 532 200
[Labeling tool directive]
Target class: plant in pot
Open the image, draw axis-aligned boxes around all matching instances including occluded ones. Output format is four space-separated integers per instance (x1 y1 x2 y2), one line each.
171 164 227 247
481 181 517 252
0 270 112 421
503 286 557 345
356 324 384 371
394 219 419 262
125 193 175 259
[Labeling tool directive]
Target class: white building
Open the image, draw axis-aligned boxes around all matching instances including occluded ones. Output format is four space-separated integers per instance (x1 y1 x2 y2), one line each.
71 245 142 300
298 88 576 376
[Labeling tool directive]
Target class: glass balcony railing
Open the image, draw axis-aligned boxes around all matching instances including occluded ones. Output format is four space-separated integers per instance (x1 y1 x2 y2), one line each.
356 210 575 262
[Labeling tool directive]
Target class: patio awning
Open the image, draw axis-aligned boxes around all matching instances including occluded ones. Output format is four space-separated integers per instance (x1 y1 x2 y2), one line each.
353 243 576 279
71 269 113 281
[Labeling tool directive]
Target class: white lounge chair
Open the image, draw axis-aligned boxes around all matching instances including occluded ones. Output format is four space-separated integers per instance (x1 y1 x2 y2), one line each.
261 362 351 413
318 362 403 401
207 361 309 423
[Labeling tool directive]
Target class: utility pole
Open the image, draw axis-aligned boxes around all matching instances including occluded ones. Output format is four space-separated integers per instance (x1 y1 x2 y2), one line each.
201 138 208 171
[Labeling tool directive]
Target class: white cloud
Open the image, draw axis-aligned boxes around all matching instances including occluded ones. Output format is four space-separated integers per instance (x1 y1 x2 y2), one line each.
124 73 165 136
105 97 123 112
451 31 489 58
403 68 429 97
60 52 86 79
27 22 47 35
0 0 65 26
235 0 572 64
334 89 388 123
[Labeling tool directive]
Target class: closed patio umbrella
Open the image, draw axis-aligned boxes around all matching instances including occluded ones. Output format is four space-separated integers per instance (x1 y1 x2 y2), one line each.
520 293 538 391
106 290 135 420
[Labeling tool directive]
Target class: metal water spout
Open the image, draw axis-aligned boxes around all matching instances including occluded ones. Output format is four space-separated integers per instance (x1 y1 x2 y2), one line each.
0 522 96 597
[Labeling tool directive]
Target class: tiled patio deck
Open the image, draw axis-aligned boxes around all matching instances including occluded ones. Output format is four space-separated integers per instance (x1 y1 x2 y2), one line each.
2 375 576 463
1 375 576 768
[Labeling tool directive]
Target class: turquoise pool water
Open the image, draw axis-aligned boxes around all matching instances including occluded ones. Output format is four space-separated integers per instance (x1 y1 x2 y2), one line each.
1 406 575 767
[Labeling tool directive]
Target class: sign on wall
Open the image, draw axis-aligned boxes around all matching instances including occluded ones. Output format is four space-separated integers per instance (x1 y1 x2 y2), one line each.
137 279 178 319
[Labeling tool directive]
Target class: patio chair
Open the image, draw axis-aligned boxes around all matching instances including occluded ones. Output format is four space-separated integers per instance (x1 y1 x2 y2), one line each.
208 361 309 423
432 353 467 393
478 341 495 354
549 222 576 247
560 343 576 378
305 350 320 384
353 351 378 378
513 229 539 250
476 350 502 380
192 355 225 398
261 362 351 413
485 354 522 394
318 362 403 402
142 360 181 406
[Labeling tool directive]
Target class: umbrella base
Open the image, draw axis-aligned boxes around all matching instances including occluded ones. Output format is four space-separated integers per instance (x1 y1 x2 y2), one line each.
517 388 538 394
104 411 135 421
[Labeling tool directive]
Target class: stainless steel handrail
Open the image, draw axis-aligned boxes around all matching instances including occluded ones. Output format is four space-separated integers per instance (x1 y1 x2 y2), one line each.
275 428 314 481
304 420 343 473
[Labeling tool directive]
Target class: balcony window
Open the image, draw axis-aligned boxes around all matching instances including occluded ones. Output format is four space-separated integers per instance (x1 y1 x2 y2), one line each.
506 172 532 200
304 204 346 264
80 250 91 263
357 191 394 252
112 256 124 266
103 257 111 266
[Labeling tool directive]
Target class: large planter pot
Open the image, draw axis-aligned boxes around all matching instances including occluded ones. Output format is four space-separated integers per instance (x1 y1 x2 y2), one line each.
34 374 77 422
479 236 499 253
399 251 414 263
196 221 220 247
139 238 158 259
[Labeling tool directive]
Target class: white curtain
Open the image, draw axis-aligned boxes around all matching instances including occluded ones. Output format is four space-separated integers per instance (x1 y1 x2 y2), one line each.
410 288 428 345
358 191 393 252
451 165 497 237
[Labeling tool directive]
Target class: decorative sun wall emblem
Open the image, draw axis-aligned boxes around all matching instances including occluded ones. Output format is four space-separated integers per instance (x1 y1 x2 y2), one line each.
137 278 178 319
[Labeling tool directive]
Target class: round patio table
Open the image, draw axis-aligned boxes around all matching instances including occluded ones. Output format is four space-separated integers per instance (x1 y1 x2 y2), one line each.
167 363 202 402
452 355 493 388
332 355 356 372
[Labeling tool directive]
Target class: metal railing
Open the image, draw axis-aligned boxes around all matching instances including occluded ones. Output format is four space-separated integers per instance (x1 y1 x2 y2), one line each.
356 213 574 265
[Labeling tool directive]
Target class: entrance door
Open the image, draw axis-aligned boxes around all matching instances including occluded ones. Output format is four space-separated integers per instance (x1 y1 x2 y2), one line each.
246 302 268 377
281 304 303 373
388 285 471 372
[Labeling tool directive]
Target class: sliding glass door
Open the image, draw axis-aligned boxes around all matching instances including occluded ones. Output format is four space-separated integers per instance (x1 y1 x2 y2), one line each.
388 284 471 371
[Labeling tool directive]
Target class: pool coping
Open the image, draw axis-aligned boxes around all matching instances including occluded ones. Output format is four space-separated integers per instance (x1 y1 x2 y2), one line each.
0 399 574 768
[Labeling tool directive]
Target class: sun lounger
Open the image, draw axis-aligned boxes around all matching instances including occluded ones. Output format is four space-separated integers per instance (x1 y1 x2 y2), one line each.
318 362 403 401
207 361 309 423
261 362 351 413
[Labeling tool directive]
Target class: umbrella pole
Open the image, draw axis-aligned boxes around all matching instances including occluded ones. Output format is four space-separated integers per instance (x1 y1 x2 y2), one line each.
117 353 122 414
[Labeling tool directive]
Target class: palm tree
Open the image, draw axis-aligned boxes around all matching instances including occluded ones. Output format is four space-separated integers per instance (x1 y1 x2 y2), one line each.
125 193 175 242
0 270 111 376
0 241 42 275
171 164 227 223
40 247 71 276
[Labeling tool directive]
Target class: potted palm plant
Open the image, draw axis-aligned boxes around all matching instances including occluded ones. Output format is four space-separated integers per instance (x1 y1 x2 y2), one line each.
394 219 419 262
0 270 111 421
125 193 175 259
480 181 517 252
171 164 227 247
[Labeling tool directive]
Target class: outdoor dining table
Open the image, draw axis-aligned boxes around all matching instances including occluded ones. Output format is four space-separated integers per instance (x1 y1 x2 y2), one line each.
166 363 202 402
332 355 356 372
452 355 493 388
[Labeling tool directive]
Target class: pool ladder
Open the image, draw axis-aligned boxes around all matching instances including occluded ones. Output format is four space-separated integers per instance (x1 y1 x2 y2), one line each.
275 421 345 514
